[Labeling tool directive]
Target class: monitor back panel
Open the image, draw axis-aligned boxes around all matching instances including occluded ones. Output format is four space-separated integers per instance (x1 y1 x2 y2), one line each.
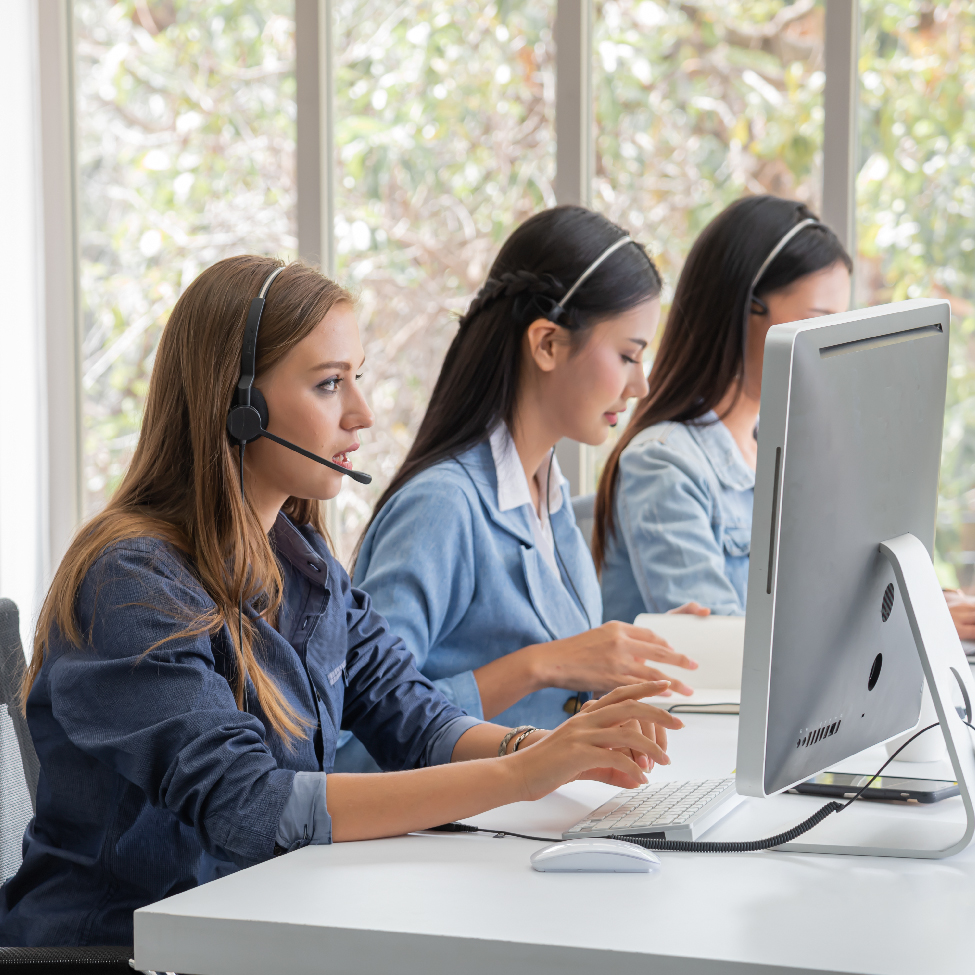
737 299 951 798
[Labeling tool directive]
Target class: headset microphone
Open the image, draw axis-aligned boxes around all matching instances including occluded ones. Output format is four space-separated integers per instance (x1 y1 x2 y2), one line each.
226 265 373 486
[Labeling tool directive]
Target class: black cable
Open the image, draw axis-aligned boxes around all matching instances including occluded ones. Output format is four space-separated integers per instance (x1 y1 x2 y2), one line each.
433 718 971 854
428 823 562 842
237 442 248 714
546 448 592 630
546 448 590 716
609 720 945 853
835 721 941 811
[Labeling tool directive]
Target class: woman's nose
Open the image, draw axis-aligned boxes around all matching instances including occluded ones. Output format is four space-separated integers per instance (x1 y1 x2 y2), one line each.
344 383 374 431
629 366 650 400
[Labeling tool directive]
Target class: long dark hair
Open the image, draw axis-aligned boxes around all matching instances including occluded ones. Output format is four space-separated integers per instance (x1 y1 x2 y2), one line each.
593 195 852 571
361 205 663 547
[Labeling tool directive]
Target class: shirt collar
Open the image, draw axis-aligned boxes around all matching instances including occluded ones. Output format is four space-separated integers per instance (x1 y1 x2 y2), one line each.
686 410 756 492
488 423 565 515
271 512 331 588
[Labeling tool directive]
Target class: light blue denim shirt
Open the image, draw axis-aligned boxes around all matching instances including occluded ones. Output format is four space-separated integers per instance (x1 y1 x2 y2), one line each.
335 437 601 772
601 411 755 622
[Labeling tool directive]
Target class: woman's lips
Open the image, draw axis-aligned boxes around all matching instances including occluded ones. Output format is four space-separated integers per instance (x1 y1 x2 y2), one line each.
331 443 359 470
604 412 619 427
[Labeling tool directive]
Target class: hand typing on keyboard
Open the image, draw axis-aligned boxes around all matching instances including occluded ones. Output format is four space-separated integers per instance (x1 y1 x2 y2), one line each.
506 681 685 802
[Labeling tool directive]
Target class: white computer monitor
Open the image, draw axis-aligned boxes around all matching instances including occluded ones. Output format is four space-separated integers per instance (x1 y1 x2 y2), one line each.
736 298 975 857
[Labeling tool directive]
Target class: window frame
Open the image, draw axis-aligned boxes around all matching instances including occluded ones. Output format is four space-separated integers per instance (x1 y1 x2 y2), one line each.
35 0 863 563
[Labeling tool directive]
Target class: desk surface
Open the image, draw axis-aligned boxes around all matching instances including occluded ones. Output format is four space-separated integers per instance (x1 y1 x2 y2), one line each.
135 715 975 975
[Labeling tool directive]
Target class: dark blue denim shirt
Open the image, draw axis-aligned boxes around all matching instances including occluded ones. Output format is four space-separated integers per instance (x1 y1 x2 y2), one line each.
0 514 468 947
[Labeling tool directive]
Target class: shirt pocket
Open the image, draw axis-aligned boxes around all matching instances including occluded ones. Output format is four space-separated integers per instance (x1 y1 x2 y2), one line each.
722 525 751 558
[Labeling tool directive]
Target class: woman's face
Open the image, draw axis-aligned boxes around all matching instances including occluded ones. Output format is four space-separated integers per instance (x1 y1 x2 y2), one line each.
745 261 851 396
244 302 373 509
531 298 659 446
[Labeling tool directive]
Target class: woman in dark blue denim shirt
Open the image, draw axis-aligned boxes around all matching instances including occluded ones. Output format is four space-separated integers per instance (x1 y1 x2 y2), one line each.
595 197 852 620
0 257 681 948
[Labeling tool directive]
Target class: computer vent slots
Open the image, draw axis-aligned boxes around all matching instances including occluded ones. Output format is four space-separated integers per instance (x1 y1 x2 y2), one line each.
797 718 842 749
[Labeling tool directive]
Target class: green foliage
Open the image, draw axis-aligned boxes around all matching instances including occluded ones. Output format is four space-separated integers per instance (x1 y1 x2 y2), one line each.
75 0 295 517
591 0 825 474
76 0 975 579
594 0 825 293
857 0 975 586
332 0 555 560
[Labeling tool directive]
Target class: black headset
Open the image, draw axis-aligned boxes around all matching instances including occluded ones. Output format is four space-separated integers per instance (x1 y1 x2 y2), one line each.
226 265 371 713
226 265 372 485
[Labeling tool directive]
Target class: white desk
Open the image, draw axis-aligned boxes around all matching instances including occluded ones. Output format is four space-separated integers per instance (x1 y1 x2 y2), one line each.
134 715 975 975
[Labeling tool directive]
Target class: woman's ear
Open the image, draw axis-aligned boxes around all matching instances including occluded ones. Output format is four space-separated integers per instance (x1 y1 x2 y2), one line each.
524 317 563 373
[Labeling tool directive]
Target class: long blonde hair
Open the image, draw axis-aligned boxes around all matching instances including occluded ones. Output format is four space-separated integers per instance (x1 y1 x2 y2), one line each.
25 256 353 741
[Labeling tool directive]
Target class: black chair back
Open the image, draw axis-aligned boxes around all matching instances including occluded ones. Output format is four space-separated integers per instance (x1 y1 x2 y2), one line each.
0 599 38 886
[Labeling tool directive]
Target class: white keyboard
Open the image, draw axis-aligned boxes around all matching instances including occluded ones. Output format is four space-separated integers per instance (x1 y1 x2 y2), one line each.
563 777 742 841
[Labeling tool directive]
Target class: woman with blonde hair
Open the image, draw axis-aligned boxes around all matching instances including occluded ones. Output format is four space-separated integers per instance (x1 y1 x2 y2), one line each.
0 256 679 947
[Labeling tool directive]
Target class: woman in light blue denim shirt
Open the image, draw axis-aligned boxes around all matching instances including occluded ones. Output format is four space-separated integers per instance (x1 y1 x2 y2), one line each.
338 207 702 772
595 196 853 621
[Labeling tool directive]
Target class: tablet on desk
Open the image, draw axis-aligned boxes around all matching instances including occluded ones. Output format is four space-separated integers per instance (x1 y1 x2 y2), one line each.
633 613 745 691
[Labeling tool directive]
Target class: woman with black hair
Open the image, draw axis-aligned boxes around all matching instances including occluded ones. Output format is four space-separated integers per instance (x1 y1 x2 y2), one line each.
337 206 702 771
594 196 852 622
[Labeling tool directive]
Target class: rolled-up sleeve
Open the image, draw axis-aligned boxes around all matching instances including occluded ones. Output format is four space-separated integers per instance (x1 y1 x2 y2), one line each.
421 714 482 767
51 544 295 868
352 482 483 718
276 772 331 850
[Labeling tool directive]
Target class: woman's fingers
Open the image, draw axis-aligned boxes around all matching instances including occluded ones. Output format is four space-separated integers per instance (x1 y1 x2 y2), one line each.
653 721 668 754
577 765 648 789
622 717 651 771
586 725 671 766
578 743 651 785
593 698 684 732
582 680 673 711
633 663 694 696
667 601 711 617
621 627 698 670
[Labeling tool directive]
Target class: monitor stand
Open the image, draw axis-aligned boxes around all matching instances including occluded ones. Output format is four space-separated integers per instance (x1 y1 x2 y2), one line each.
778 532 975 858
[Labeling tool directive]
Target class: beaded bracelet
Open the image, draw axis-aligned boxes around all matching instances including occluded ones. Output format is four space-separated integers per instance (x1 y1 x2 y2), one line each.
498 725 534 757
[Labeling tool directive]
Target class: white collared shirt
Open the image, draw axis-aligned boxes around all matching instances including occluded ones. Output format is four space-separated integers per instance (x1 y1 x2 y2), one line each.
488 423 565 575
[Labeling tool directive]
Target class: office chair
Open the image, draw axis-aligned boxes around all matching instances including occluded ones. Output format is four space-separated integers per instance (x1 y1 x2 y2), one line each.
0 599 133 974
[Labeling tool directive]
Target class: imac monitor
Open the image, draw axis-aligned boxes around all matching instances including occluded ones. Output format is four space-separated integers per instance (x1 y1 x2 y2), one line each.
736 298 951 798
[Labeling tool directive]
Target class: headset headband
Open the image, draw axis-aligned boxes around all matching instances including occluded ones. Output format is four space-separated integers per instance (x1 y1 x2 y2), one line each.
236 265 286 408
549 235 634 322
749 218 819 295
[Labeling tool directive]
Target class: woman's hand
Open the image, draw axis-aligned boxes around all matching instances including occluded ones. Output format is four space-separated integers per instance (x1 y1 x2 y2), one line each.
945 589 975 642
524 620 698 697
507 681 684 802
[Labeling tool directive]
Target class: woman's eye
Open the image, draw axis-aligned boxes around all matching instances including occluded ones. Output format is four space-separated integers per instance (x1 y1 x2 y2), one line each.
318 376 341 392
355 373 363 381
622 355 638 365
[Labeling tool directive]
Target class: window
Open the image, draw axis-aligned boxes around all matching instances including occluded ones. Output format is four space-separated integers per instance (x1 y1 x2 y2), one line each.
331 0 556 561
590 0 826 477
42 0 975 594
75 0 296 517
856 0 975 586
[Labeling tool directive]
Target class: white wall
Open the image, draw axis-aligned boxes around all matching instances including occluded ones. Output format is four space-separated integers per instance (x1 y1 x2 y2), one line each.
0 1 48 648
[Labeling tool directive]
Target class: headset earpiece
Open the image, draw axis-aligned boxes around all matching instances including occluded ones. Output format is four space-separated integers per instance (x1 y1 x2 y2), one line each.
226 392 266 445
250 387 269 426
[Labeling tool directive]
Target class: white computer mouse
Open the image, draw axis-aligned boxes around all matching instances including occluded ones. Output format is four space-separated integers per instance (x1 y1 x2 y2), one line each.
530 838 661 873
